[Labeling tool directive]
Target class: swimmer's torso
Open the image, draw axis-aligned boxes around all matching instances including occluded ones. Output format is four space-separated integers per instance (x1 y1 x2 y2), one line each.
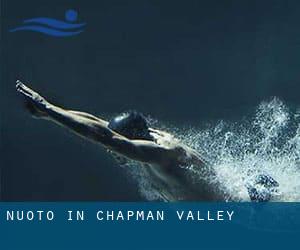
144 129 226 201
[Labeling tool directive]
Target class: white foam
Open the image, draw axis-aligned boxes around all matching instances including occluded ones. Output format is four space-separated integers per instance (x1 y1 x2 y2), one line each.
124 98 300 201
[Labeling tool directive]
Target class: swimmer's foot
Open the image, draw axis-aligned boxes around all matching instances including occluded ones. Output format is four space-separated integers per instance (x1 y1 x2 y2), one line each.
16 80 49 118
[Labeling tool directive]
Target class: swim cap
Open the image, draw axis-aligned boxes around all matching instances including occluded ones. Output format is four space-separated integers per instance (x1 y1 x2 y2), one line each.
108 111 153 141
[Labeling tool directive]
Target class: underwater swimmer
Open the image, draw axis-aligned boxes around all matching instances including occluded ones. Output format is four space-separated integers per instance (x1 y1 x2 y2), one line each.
16 80 277 201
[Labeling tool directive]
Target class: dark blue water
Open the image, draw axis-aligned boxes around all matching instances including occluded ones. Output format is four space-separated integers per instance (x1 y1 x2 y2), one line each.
2 0 300 201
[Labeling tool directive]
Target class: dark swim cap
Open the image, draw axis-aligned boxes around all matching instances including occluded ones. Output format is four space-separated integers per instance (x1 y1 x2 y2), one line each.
108 111 153 140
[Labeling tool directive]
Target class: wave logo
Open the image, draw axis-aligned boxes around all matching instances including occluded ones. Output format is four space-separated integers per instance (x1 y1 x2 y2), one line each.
9 9 85 37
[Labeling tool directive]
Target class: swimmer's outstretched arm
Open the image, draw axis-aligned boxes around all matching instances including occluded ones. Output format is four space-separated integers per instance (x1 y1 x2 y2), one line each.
16 81 176 165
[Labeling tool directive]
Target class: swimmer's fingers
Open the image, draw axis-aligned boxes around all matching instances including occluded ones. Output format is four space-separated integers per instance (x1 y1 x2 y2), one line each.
149 128 167 135
149 131 157 138
149 128 166 138
148 128 160 134
16 80 36 99
16 80 49 114
16 80 47 104
149 128 173 138
16 80 42 100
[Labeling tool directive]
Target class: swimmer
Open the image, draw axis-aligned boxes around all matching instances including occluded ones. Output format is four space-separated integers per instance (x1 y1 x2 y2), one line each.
16 80 277 201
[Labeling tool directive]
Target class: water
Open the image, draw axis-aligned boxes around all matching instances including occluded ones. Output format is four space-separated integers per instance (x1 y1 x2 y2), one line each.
123 98 300 201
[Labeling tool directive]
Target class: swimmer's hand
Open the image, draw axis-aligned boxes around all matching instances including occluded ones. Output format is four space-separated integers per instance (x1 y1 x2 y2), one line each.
16 80 49 118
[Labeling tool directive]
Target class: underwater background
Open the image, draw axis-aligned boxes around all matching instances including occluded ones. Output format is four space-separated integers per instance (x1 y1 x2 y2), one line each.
2 0 300 201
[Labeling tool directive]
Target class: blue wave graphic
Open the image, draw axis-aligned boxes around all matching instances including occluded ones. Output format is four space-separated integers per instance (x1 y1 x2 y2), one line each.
9 9 85 37
23 18 85 29
10 25 84 37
